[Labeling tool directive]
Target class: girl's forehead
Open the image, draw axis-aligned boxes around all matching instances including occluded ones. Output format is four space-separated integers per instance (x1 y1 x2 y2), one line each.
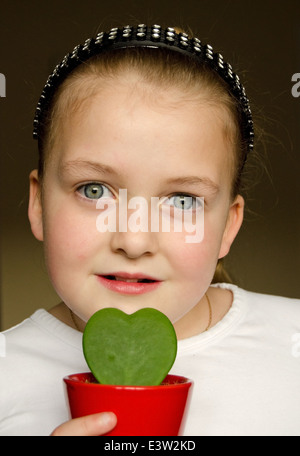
61 80 230 147
61 75 232 132
53 83 233 190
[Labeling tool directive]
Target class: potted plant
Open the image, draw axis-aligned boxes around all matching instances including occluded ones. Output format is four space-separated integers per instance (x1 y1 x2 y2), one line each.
64 308 193 436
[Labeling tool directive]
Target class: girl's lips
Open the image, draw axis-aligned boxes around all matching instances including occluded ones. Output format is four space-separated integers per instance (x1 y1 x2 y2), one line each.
96 273 162 295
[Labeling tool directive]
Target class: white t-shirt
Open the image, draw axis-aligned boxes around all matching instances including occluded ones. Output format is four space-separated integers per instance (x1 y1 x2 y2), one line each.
0 283 300 436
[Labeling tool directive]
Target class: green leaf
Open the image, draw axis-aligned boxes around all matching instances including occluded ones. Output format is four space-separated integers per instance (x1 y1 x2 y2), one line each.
82 308 177 386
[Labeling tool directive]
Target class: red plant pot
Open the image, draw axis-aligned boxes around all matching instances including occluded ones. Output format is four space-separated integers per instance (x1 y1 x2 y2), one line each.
64 372 193 436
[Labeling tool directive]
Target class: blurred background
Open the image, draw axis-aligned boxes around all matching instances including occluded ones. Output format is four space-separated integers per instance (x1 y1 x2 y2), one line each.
0 0 299 330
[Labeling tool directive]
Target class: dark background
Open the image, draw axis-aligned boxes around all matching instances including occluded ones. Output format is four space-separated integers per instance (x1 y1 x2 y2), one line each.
1 0 299 330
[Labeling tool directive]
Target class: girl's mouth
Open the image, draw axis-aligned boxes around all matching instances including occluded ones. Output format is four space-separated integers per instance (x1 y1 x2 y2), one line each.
104 275 156 283
96 273 162 295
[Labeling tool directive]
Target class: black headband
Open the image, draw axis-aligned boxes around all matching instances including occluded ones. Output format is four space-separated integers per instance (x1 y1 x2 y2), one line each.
33 24 254 159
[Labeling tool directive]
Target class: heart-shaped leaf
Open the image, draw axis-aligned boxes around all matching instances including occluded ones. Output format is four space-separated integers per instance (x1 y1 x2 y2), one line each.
82 308 177 386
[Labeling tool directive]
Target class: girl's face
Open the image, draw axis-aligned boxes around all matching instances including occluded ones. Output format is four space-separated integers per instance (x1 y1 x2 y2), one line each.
29 76 243 337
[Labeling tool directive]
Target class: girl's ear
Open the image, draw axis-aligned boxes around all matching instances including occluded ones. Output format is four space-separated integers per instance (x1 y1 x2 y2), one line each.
28 169 44 241
218 194 244 259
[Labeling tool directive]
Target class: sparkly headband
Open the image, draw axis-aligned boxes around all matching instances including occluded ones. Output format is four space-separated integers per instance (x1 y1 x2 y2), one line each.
33 24 254 158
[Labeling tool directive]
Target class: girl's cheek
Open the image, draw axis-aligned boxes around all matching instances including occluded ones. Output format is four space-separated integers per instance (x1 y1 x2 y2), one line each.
165 232 211 269
43 207 97 264
164 216 224 279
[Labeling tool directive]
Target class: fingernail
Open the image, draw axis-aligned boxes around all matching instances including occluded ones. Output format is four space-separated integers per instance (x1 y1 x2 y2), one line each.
99 412 115 426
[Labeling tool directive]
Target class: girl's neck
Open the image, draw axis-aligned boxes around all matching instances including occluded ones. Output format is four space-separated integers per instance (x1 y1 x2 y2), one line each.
48 286 233 339
48 302 86 332
173 287 233 339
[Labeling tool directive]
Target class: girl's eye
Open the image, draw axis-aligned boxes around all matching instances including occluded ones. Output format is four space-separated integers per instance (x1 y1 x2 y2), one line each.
77 183 113 200
165 194 201 211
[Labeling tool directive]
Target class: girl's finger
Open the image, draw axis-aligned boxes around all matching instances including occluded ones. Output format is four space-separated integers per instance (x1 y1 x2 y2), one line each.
51 412 117 436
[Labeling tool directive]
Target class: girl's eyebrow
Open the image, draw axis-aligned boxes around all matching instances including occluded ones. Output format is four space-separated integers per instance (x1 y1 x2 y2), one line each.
165 176 220 195
59 159 119 177
60 159 220 194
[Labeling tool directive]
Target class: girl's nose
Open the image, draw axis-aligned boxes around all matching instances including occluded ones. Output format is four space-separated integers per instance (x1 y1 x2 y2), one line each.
109 228 158 259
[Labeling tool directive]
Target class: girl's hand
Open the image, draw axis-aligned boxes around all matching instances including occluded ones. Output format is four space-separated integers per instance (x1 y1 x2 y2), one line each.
51 412 117 436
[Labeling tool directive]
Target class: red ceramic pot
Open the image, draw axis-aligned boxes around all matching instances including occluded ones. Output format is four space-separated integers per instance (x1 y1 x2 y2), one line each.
64 372 193 436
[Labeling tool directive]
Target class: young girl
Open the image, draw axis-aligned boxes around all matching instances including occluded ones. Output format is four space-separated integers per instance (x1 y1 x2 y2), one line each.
1 24 299 436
